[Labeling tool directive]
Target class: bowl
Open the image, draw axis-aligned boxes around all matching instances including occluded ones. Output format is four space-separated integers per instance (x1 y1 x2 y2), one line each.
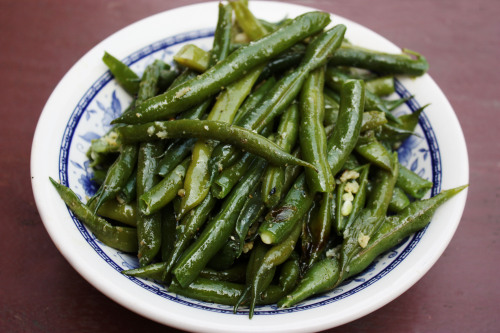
31 1 469 332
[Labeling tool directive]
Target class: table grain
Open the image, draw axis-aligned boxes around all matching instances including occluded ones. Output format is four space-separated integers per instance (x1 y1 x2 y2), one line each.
1 0 498 332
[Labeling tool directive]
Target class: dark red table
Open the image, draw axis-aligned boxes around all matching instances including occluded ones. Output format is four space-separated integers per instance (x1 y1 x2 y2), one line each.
1 0 498 332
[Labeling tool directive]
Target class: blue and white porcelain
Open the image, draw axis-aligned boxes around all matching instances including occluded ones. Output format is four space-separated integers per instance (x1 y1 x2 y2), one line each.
31 2 468 332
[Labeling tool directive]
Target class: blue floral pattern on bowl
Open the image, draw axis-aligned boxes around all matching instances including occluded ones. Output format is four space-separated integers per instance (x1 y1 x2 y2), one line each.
58 29 441 316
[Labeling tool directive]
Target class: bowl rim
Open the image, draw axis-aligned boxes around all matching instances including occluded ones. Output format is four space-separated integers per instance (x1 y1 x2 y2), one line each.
31 1 469 332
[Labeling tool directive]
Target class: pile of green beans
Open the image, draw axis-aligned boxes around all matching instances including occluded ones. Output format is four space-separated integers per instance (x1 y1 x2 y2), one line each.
51 0 467 318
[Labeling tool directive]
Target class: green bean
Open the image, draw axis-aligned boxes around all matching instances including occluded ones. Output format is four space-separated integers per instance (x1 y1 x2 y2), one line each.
248 220 302 317
136 60 170 104
329 45 429 76
169 277 245 305
260 47 306 82
236 250 301 311
261 104 299 207
91 169 107 185
388 186 411 213
300 66 334 193
112 12 331 124
173 2 231 74
138 158 190 216
208 238 240 270
88 144 138 214
136 141 165 266
199 263 247 283
397 163 433 199
156 138 196 177
173 44 210 72
97 199 137 227
102 52 140 96
117 169 137 204
50 178 137 252
161 204 177 263
327 80 365 176
212 152 255 199
170 277 245 305
210 3 233 65
278 255 339 308
117 120 316 171
235 185 266 256
365 75 395 96
259 174 314 245
282 148 303 196
122 262 165 280
384 95 412 111
157 69 178 93
230 0 270 41
169 272 298 307
355 131 394 172
323 88 340 127
87 126 122 166
169 69 197 90
377 105 426 144
342 153 361 171
307 192 333 268
334 181 346 235
361 111 387 132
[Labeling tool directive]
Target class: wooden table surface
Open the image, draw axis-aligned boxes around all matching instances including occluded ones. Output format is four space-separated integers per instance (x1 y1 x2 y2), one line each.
1 0 498 332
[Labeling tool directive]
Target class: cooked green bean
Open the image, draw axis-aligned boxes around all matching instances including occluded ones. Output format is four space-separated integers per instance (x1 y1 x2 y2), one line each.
230 0 270 40
300 67 334 193
88 144 138 214
397 163 433 199
50 178 137 252
139 158 190 216
329 44 429 76
116 120 316 170
97 199 137 227
388 186 411 212
136 141 165 266
365 75 395 96
327 80 365 176
174 44 210 72
102 52 140 96
261 104 299 207
259 174 314 245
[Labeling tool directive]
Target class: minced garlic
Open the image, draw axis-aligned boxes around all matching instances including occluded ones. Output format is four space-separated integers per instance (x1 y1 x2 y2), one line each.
344 180 359 194
156 130 168 139
358 233 370 248
175 86 191 98
340 170 360 183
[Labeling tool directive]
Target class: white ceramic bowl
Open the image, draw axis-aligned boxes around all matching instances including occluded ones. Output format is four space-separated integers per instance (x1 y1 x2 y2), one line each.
31 2 469 332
